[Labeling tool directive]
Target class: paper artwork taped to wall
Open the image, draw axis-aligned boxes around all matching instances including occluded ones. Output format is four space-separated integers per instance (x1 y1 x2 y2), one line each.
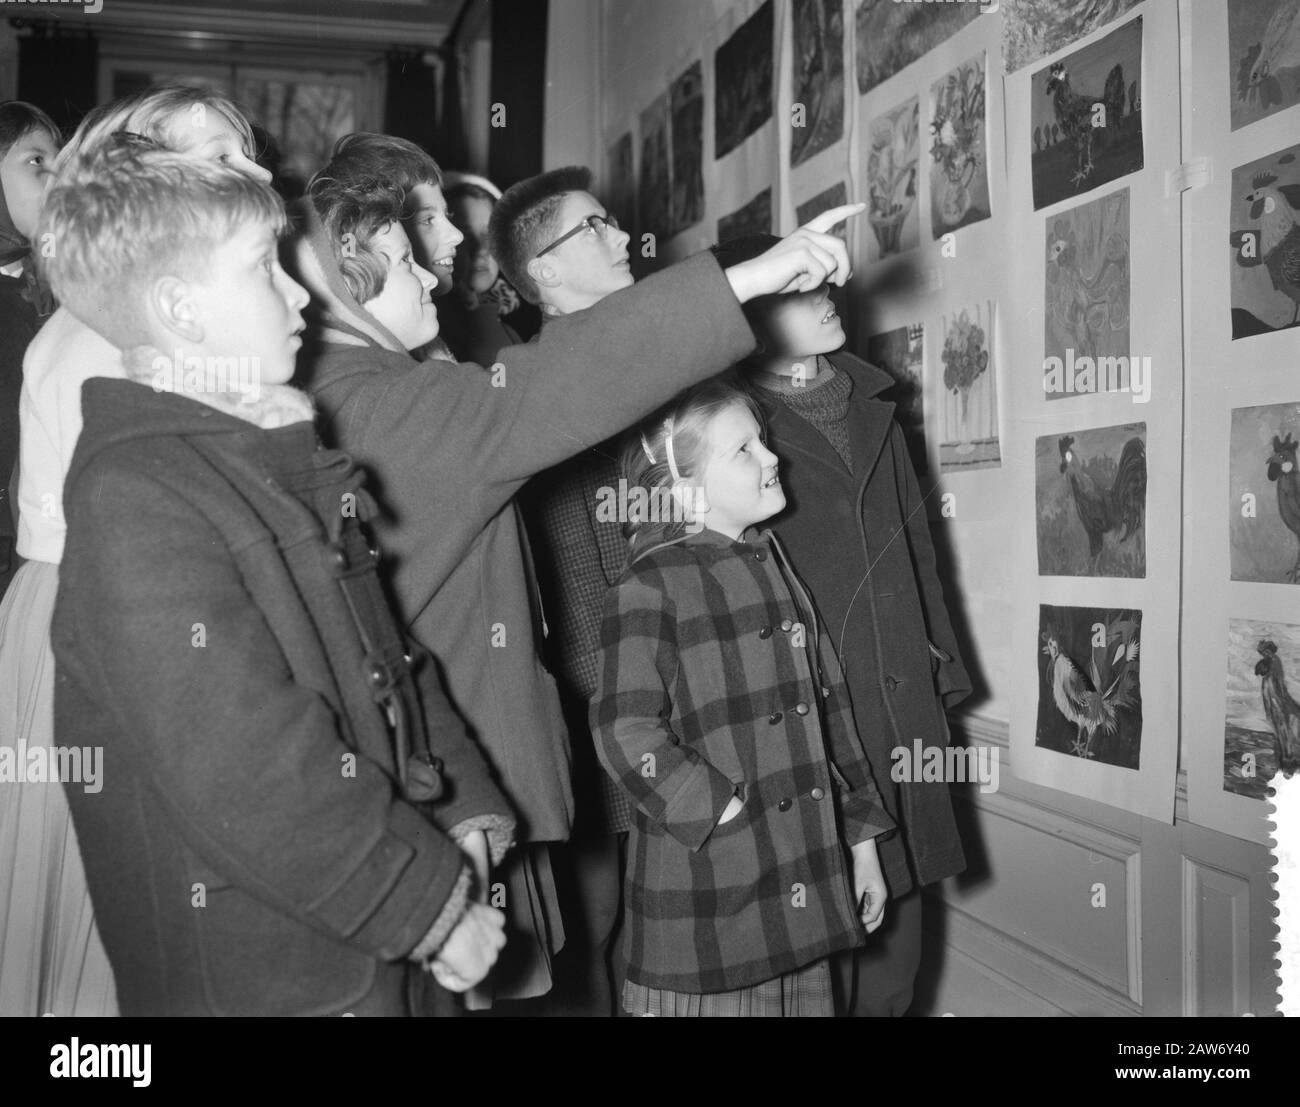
715 0 774 159
717 188 772 243
1037 604 1143 769
605 131 636 235
1224 618 1300 798
1043 188 1131 401
791 0 844 167
865 96 919 262
938 300 1000 472
854 0 979 96
1029 17 1144 211
930 53 991 237
865 323 927 477
1229 142 1300 338
1036 422 1146 578
795 180 848 243
1002 0 1143 74
1229 0 1300 131
670 60 704 236
1228 402 1300 584
638 93 672 247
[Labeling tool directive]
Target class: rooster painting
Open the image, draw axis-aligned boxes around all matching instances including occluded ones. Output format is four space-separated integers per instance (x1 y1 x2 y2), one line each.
1266 431 1300 582
1250 1 1300 95
1231 146 1300 337
1243 171 1300 327
1030 17 1144 210
1046 189 1130 364
1037 607 1141 768
1256 640 1300 778
1037 425 1146 577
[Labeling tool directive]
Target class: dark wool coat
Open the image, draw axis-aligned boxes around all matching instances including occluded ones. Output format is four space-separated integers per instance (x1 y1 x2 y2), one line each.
591 526 894 994
754 352 972 893
54 379 510 1016
302 253 754 844
0 275 40 597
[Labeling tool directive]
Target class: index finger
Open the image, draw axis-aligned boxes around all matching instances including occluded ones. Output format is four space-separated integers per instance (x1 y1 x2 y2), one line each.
803 202 866 235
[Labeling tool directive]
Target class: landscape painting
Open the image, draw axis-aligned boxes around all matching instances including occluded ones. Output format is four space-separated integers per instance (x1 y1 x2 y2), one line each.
1003 0 1143 73
855 0 979 96
1044 188 1131 399
1229 142 1300 338
1228 0 1300 131
939 300 1000 472
930 53 991 237
638 93 672 246
718 187 772 243
866 95 920 262
866 323 927 477
670 60 704 236
1036 604 1143 770
1228 402 1300 584
1030 17 1144 210
1224 617 1300 798
1036 422 1146 578
791 0 845 167
715 0 774 159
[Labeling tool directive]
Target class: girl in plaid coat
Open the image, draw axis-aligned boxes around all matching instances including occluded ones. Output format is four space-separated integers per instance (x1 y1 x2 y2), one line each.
591 378 895 1016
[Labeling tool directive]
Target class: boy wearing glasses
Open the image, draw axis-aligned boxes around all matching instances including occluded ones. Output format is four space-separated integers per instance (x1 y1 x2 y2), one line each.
294 153 861 1009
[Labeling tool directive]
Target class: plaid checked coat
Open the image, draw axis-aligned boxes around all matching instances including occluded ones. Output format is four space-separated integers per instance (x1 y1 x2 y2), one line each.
591 525 894 994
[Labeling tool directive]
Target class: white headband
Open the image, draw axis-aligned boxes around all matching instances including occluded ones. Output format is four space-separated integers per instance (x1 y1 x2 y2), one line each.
639 416 681 482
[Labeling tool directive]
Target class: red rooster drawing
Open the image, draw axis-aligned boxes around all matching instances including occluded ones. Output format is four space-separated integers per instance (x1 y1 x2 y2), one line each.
1255 640 1300 778
1042 617 1140 761
1266 431 1300 581
1058 434 1146 571
1242 171 1300 326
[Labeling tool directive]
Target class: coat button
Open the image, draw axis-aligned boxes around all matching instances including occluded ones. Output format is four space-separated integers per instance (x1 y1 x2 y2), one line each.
369 665 386 687
794 701 809 716
759 625 773 639
754 549 767 562
777 797 792 812
810 787 825 801
768 711 783 724
884 676 898 691
368 543 381 564
329 544 348 571
780 618 793 632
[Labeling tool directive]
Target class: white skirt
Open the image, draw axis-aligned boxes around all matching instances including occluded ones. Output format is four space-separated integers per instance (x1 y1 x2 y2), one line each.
0 560 117 1015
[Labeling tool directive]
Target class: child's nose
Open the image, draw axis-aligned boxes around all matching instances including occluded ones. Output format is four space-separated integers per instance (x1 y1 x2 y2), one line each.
281 271 310 312
445 220 465 248
416 263 438 290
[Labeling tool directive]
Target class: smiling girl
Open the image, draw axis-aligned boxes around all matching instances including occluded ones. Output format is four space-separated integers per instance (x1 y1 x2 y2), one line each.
591 377 894 1017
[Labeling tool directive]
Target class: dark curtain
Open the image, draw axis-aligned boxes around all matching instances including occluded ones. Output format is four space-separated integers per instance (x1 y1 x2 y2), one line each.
384 49 440 156
17 30 98 136
487 0 547 189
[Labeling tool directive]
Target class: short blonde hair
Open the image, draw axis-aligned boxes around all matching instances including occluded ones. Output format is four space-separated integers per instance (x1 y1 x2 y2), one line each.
54 84 258 172
39 144 284 349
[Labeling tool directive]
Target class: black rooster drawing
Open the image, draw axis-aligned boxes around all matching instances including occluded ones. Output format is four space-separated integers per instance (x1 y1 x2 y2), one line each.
1058 434 1146 571
1266 431 1300 581
1045 61 1126 186
1242 172 1300 327
1255 640 1300 778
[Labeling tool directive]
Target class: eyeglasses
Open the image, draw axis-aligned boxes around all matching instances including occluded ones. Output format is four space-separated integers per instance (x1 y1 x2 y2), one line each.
534 213 620 257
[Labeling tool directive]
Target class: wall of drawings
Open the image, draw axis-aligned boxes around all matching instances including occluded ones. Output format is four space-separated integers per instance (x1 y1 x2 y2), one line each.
592 0 1295 841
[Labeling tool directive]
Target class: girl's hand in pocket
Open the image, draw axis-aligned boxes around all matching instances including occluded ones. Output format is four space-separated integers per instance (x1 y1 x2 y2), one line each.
718 793 745 825
851 838 888 933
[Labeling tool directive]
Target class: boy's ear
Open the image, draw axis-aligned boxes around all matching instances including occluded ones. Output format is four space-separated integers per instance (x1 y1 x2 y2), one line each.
149 275 205 344
526 255 561 294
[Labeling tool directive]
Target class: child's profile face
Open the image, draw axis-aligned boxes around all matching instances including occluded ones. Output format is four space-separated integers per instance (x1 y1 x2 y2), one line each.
187 219 309 389
404 182 464 297
695 403 785 541
757 284 845 359
362 220 441 350
539 191 632 305
168 108 270 185
0 127 60 240
449 193 499 295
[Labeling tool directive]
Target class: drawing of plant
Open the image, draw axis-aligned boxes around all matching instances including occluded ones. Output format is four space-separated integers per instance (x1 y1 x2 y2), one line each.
929 59 986 226
867 99 918 255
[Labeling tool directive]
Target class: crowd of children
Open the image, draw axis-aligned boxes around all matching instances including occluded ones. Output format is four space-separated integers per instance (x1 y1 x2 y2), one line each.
0 84 971 1017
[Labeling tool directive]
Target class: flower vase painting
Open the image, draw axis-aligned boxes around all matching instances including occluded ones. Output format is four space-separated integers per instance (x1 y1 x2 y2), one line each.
865 96 919 263
939 300 1000 472
929 54 991 238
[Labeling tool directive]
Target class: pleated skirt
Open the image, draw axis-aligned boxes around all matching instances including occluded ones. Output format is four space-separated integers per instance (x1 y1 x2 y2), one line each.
0 560 118 1016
